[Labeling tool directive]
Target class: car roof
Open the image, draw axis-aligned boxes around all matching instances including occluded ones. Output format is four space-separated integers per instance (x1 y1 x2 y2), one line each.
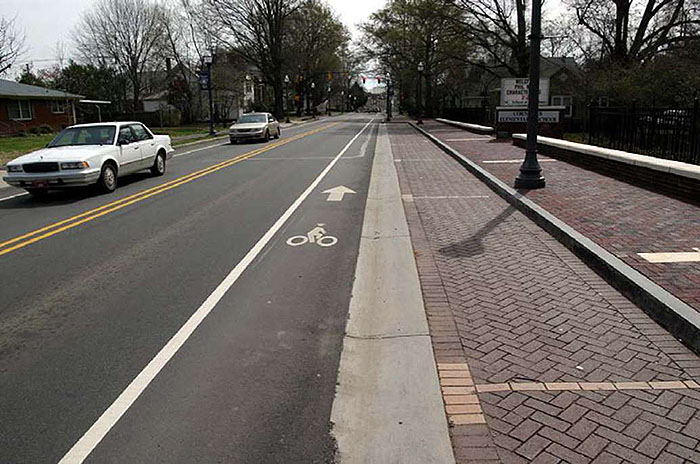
68 122 146 128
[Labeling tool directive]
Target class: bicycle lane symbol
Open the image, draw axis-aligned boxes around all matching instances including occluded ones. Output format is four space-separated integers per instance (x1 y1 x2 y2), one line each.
286 224 338 248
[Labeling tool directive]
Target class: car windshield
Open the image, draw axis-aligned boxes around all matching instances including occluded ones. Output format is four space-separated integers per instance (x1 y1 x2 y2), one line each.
237 115 267 124
49 126 116 148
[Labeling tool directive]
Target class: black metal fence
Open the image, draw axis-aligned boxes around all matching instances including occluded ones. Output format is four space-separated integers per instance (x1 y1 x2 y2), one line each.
442 107 492 126
588 101 700 165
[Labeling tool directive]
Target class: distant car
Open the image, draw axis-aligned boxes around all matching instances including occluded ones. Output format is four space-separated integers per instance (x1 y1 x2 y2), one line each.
229 113 280 143
3 122 173 196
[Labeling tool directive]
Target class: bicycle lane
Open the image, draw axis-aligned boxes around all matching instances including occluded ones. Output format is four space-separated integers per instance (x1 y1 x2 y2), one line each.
71 121 379 463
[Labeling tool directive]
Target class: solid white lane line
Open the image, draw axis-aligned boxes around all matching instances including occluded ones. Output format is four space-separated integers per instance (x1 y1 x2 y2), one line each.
58 117 376 464
0 191 29 202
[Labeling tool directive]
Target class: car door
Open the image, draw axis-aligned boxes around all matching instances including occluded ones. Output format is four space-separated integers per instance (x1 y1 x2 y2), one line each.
130 123 156 169
117 125 141 174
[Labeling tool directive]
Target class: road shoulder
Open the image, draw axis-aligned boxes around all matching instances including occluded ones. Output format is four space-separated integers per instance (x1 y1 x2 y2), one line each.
330 123 455 463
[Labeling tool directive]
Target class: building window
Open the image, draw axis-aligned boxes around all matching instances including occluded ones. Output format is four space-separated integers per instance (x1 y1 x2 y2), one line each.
552 95 573 117
7 100 33 120
51 100 67 114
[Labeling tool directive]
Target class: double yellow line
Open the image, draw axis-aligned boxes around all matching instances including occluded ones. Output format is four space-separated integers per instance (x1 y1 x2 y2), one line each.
0 123 336 258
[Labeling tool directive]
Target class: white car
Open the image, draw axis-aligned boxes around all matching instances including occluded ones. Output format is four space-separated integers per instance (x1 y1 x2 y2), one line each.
3 122 174 195
229 113 281 143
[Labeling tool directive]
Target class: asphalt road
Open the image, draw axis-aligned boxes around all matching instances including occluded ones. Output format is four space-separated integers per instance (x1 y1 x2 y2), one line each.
0 114 379 463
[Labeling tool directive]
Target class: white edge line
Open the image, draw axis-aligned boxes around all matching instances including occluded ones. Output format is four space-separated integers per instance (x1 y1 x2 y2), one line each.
0 191 29 202
57 117 376 464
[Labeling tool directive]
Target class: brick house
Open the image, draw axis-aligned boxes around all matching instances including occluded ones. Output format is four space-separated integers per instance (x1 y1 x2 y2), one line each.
0 79 83 136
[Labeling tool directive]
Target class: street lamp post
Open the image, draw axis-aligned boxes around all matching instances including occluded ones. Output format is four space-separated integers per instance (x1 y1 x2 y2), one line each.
204 54 215 135
514 0 546 189
417 61 424 125
386 72 393 122
284 75 291 123
309 82 316 116
327 85 332 116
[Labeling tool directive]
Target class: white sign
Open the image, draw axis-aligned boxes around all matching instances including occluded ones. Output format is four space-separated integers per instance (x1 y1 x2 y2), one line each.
323 186 356 202
500 78 550 106
287 224 338 247
498 110 560 123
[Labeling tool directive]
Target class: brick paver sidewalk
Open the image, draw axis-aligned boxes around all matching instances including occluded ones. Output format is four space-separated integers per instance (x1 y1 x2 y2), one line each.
389 123 700 463
418 120 700 314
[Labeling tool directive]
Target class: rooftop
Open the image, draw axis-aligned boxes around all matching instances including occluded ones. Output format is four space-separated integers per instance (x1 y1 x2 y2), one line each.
0 78 83 100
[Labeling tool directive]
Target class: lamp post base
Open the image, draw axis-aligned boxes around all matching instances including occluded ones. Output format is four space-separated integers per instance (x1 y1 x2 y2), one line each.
514 174 545 189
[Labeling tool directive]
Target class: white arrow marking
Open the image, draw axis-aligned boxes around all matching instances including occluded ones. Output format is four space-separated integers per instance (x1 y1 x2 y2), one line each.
323 185 356 202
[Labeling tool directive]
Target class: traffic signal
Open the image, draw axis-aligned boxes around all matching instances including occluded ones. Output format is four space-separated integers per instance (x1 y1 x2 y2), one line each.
377 76 381 84
362 76 366 84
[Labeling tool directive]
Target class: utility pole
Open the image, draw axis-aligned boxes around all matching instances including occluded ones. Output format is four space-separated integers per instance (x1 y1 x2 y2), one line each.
514 0 545 189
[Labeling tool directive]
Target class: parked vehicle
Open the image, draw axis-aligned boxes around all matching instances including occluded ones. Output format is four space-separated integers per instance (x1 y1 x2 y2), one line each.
229 113 280 143
3 122 174 196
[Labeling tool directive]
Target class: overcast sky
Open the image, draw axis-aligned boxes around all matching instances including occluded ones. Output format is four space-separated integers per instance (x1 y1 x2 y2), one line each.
2 0 386 74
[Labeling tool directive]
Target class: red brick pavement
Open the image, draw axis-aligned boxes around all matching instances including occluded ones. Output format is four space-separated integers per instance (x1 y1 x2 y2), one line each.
419 119 700 314
389 122 700 463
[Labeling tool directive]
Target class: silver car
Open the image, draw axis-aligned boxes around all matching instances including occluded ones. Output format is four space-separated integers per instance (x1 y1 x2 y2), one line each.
229 113 281 143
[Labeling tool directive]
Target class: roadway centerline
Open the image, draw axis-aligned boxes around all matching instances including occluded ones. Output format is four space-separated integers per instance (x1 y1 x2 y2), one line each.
0 123 336 258
57 117 375 464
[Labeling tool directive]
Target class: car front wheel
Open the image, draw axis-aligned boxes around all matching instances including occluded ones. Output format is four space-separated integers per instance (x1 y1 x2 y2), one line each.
151 151 166 176
264 130 270 142
98 163 117 193
275 127 281 139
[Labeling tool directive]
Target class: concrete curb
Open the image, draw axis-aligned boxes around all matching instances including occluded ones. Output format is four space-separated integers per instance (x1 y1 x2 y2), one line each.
409 122 700 354
330 124 455 464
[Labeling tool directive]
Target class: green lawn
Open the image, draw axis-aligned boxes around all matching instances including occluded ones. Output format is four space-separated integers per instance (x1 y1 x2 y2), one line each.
153 125 212 138
0 134 55 165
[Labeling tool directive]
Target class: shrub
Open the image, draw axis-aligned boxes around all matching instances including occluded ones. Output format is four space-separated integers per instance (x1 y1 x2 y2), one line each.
29 127 40 135
39 124 53 134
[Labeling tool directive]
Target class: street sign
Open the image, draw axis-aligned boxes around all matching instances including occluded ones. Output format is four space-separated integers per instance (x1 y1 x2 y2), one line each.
322 186 356 202
198 70 210 90
500 78 549 106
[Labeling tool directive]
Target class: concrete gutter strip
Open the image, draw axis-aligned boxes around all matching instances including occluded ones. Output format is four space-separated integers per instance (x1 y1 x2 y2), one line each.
512 133 700 181
435 118 494 134
331 124 455 464
412 122 700 353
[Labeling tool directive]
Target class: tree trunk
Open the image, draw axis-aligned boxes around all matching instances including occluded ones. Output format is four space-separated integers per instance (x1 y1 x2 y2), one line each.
613 0 631 60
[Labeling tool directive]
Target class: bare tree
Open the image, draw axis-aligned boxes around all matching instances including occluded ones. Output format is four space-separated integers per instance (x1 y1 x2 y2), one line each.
198 0 303 118
73 0 167 111
440 0 530 76
569 0 700 63
0 16 26 75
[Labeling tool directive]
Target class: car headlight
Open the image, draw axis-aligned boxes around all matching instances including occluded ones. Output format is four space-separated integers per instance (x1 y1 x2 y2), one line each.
60 161 90 170
6 164 22 172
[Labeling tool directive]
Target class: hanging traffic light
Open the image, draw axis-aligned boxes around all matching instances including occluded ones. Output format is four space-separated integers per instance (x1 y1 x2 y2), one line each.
377 76 381 84
362 76 366 84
